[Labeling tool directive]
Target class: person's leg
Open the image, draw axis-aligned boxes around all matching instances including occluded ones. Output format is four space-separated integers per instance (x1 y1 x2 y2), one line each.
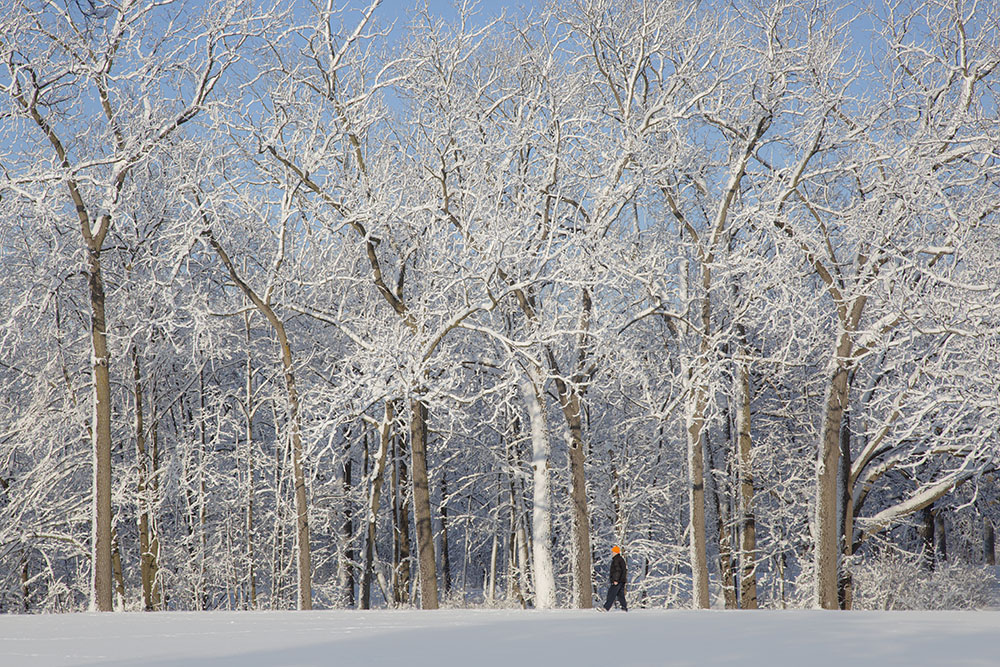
603 583 616 610
616 583 627 611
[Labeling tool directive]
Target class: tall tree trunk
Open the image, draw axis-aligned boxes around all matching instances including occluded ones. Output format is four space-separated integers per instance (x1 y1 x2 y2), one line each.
363 404 393 609
242 316 257 610
197 368 208 610
394 433 411 605
180 397 205 610
683 259 712 610
815 293 865 609
23 90 116 612
838 413 853 610
87 241 114 612
523 376 555 609
505 443 530 608
487 516 499 603
341 435 356 607
815 326 853 609
149 389 162 610
686 388 711 609
246 444 256 610
460 496 472 595
409 399 438 609
555 387 592 608
735 359 758 609
133 348 159 611
270 401 287 609
708 437 736 609
277 327 312 611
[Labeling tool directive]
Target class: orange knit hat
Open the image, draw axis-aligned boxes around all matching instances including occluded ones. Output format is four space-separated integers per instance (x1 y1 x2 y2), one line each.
612 545 621 554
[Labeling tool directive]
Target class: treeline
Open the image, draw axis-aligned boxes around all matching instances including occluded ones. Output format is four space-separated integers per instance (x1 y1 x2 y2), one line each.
1 0 998 614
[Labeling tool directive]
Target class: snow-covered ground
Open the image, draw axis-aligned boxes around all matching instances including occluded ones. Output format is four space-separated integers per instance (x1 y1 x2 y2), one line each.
2 608 998 666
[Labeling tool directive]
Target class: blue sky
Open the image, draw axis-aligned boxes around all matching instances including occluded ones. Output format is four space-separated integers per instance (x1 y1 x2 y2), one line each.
344 0 524 26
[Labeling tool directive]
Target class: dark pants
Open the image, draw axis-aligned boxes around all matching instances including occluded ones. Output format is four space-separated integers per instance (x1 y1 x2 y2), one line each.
603 582 627 611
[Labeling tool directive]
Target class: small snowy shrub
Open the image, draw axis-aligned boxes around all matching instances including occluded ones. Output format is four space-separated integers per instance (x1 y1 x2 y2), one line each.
851 553 1000 610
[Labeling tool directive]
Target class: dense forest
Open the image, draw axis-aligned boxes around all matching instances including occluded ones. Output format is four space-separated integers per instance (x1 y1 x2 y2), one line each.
1 0 998 614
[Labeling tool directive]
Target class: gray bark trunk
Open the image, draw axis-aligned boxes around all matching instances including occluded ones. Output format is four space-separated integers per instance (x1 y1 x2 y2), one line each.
815 359 850 608
393 434 411 606
708 437 736 609
243 315 257 609
362 404 392 609
87 242 114 612
523 377 555 609
815 287 866 609
838 412 853 609
133 348 160 610
409 399 438 609
111 526 125 610
559 389 593 608
736 360 758 609
341 437 355 607
687 394 710 608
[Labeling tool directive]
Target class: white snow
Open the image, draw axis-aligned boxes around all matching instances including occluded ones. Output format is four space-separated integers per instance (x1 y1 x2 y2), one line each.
2 609 998 667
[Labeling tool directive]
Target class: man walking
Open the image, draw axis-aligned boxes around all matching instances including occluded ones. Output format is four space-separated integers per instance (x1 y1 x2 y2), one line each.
602 545 628 611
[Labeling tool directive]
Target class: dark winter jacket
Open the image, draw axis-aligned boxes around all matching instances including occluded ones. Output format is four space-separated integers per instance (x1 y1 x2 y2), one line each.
609 553 626 584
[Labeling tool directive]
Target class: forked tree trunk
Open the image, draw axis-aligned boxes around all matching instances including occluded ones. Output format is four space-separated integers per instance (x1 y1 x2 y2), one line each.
815 290 866 609
20 84 116 613
674 113 770 612
205 231 312 609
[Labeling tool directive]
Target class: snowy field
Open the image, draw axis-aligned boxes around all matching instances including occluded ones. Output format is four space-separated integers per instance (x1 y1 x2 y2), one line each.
2 609 999 667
